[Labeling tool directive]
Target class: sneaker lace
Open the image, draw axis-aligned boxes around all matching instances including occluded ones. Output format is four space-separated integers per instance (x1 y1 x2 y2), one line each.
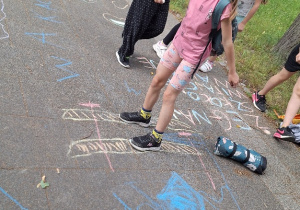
286 126 294 135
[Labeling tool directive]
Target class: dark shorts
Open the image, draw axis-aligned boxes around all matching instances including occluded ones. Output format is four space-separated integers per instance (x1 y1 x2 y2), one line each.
285 43 300 72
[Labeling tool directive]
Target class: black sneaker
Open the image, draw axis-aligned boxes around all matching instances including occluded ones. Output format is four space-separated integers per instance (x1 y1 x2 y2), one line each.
116 51 130 68
273 127 296 142
252 91 266 112
119 111 151 127
130 133 161 151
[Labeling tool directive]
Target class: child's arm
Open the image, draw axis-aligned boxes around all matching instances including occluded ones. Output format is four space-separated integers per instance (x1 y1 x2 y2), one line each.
238 0 262 32
221 18 239 88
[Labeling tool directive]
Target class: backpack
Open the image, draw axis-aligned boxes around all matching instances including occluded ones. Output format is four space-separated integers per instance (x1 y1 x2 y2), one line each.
191 0 231 78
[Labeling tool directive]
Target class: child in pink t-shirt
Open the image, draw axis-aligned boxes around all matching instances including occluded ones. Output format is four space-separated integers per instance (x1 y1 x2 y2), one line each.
120 0 240 151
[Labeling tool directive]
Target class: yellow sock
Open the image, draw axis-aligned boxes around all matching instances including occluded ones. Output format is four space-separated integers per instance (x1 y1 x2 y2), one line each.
140 108 151 119
152 129 163 143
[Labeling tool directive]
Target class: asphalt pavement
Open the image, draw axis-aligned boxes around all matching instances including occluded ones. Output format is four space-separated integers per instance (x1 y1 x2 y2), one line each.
0 0 299 209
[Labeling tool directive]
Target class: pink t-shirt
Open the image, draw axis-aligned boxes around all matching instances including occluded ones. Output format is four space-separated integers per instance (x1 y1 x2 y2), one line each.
173 0 232 65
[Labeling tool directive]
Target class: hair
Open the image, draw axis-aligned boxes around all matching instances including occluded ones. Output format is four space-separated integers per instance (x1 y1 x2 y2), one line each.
229 0 238 21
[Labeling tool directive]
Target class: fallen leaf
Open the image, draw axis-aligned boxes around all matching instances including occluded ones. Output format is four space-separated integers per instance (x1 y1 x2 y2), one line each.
37 175 50 189
40 181 49 189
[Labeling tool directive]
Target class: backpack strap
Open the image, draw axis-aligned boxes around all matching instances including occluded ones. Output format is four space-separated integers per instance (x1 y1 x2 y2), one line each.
211 0 231 34
191 0 231 78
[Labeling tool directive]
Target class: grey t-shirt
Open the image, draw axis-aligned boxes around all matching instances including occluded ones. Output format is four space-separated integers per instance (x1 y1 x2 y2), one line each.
237 0 255 18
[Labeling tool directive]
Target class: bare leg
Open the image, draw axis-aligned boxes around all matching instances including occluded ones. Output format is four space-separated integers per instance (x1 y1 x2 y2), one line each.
282 77 300 127
258 68 295 96
208 55 218 62
142 62 173 110
155 84 181 132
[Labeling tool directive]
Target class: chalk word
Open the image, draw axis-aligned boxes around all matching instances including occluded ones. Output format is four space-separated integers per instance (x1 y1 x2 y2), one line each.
25 0 79 82
183 74 253 113
67 137 199 158
0 0 9 40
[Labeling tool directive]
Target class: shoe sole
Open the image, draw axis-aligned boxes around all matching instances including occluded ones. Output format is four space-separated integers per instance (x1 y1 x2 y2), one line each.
129 139 161 152
116 51 130 68
273 136 295 143
119 114 150 128
252 93 265 112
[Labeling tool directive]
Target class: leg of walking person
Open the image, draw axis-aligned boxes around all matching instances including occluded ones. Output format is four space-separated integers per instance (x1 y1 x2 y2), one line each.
273 76 300 142
120 43 195 151
117 0 164 68
281 77 300 128
153 22 181 58
253 44 300 112
252 68 295 112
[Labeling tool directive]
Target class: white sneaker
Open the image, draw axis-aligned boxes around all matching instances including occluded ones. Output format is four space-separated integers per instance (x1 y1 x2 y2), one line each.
199 60 213 72
153 41 167 59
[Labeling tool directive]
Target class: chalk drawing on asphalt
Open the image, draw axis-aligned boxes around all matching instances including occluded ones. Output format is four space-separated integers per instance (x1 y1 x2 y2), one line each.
24 1 81 82
112 0 129 9
79 102 115 172
112 134 241 209
0 0 9 40
67 137 199 158
0 187 28 210
80 0 98 3
103 13 125 27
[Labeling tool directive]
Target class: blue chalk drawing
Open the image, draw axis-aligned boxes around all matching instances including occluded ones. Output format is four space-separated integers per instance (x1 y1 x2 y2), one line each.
124 82 141 96
35 0 56 11
157 172 206 209
25 32 64 49
33 11 62 23
192 110 212 125
51 56 79 82
113 133 241 209
227 97 252 112
226 110 251 130
0 187 28 210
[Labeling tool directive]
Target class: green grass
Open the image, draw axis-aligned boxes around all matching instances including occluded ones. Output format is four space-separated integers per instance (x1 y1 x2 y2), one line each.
170 0 300 120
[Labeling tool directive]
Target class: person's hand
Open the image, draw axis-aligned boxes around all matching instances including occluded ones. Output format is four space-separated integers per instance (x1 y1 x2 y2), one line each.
238 23 245 32
154 0 165 4
296 49 300 64
228 72 239 88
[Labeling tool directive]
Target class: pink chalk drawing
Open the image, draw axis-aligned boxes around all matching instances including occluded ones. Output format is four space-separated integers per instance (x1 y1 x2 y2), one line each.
79 102 114 172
